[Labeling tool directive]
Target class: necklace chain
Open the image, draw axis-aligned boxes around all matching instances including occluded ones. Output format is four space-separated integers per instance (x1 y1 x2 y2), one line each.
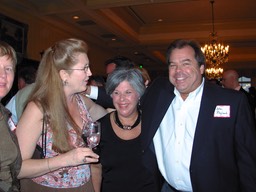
114 110 141 130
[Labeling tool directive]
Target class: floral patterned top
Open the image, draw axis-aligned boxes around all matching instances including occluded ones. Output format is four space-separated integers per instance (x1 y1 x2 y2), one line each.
32 94 92 188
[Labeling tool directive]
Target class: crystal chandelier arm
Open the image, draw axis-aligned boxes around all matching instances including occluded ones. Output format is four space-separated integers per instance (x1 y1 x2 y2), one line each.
201 0 229 79
211 0 215 34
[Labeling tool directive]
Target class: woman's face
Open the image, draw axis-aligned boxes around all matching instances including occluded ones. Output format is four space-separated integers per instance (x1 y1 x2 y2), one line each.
111 80 140 118
66 53 92 94
0 55 15 100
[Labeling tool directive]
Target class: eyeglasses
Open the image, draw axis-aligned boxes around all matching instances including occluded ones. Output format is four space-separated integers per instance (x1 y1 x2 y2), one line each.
67 65 90 72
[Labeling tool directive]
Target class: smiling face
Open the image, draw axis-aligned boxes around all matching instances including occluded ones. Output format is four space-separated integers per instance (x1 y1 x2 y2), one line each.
168 46 204 100
0 55 15 100
111 80 140 118
63 53 92 94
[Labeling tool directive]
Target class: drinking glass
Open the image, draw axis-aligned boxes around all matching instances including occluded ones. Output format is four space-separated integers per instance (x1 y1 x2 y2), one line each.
82 121 101 149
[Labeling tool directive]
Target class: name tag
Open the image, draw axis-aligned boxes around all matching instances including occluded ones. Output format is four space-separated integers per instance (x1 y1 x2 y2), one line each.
8 117 17 131
214 105 230 118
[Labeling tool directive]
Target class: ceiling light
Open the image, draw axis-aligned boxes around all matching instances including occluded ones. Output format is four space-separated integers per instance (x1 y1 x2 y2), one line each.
201 0 229 79
72 15 79 20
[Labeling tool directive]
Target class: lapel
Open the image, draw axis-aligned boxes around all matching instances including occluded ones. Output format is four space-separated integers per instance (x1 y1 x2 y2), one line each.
141 78 175 149
190 82 219 165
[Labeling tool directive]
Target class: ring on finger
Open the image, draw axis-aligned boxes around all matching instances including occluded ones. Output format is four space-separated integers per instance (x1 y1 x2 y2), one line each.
83 156 87 163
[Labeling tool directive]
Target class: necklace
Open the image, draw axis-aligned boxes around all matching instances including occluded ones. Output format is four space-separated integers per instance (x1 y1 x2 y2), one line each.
114 110 141 130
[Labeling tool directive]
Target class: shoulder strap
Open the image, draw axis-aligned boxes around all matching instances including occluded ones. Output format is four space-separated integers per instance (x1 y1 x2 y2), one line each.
41 112 47 158
32 110 47 159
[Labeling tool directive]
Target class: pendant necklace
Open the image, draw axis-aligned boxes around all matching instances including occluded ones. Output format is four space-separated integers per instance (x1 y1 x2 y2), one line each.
114 110 141 130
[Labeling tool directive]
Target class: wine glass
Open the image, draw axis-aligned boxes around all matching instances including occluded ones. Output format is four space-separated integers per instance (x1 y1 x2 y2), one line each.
82 121 101 149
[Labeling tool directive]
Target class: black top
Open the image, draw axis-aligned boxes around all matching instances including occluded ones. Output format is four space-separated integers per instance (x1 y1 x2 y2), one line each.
98 112 158 192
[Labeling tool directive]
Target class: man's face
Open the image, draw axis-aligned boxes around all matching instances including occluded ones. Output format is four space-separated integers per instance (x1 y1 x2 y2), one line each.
18 77 26 90
221 72 233 89
106 63 116 75
168 46 204 100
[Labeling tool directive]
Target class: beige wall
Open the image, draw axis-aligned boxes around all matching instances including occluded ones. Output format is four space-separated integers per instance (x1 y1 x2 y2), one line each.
0 6 114 76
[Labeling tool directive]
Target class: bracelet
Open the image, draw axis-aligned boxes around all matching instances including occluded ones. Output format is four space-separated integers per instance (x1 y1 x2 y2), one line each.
47 158 52 172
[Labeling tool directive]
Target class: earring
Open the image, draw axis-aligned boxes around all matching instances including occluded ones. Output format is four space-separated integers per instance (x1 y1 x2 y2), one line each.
137 98 141 108
63 80 68 86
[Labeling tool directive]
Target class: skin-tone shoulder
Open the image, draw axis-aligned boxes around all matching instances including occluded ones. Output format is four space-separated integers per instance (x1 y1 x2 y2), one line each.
80 93 108 121
16 51 105 179
16 101 100 178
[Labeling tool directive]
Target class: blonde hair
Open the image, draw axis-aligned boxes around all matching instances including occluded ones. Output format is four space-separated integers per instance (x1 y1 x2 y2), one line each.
136 66 151 86
0 41 17 68
29 38 88 153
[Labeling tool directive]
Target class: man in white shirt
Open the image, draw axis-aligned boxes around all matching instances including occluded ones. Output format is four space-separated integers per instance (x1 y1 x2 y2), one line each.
6 66 36 127
141 39 256 192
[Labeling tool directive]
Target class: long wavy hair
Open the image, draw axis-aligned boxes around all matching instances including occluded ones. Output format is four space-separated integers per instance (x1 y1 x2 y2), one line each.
29 38 88 153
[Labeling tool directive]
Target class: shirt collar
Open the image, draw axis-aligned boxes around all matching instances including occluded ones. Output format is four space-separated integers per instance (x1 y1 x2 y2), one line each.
174 78 205 101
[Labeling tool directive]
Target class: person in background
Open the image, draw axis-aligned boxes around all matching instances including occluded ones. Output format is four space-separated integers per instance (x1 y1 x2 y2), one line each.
207 78 221 86
17 66 37 90
249 86 256 119
6 84 34 127
86 55 135 108
104 55 135 76
16 38 107 192
222 69 255 121
6 66 37 126
140 39 256 191
0 41 21 192
136 66 151 87
88 75 105 87
91 68 159 192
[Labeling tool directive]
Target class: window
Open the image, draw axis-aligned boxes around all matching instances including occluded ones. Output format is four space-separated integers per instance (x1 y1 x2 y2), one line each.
239 76 251 92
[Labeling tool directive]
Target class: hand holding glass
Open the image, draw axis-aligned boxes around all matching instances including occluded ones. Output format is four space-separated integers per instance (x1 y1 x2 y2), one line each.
82 121 101 149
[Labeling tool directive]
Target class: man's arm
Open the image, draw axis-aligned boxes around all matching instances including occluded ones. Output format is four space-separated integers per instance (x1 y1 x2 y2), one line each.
86 85 114 108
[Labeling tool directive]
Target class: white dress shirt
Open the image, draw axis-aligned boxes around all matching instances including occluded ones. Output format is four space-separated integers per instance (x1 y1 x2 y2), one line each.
153 79 205 192
6 95 18 124
87 85 98 100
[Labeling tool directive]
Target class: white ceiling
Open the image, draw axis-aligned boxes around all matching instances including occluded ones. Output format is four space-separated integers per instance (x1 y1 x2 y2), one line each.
1 0 256 76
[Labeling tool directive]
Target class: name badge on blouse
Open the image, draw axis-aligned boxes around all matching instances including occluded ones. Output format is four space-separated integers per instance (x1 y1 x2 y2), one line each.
8 117 16 131
214 105 230 118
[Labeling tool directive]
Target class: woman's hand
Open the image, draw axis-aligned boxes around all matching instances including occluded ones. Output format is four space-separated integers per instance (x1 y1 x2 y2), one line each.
63 147 99 166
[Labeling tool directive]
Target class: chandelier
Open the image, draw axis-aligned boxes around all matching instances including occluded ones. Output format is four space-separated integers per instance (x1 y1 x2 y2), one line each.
205 67 223 79
201 0 229 79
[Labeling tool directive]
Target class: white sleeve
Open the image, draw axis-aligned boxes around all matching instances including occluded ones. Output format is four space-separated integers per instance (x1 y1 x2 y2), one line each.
86 86 99 100
5 95 18 125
